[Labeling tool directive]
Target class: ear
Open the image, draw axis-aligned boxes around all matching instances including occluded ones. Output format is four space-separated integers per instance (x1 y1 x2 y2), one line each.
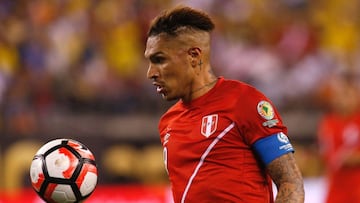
188 47 202 67
188 47 201 57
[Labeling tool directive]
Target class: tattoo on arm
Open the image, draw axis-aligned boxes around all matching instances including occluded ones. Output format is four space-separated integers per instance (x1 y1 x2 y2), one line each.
267 153 305 203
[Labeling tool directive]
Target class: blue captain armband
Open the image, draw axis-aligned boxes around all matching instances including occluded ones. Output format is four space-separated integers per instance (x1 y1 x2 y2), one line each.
253 132 294 165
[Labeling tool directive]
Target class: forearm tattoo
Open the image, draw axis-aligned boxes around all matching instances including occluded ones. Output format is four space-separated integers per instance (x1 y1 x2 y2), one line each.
267 153 305 203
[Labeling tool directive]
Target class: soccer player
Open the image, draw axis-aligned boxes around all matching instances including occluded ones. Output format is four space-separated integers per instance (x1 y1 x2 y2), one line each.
317 73 360 203
144 6 305 203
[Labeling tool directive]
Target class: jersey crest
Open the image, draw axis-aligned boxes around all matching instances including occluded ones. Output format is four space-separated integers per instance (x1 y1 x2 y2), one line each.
201 114 218 137
257 100 274 120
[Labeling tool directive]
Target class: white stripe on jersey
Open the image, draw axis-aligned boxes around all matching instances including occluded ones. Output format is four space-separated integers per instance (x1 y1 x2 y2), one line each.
181 122 235 203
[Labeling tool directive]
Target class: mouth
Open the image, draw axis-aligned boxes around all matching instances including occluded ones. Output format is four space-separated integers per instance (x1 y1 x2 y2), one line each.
156 85 163 93
153 82 166 95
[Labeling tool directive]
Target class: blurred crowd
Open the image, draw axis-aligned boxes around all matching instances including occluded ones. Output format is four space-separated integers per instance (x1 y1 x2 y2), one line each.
0 0 167 136
0 0 360 139
1 0 360 197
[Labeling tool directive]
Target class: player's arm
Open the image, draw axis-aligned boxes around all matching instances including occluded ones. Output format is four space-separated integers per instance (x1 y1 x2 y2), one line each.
253 133 305 202
267 153 305 203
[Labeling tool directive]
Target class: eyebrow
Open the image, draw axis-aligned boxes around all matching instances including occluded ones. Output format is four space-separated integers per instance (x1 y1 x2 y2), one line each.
145 51 164 59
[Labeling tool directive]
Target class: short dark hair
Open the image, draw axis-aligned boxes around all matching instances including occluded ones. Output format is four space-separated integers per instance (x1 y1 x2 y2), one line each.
148 6 215 37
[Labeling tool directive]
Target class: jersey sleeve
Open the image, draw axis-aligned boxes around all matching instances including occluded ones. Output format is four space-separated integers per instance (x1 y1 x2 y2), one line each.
234 86 293 165
235 85 288 146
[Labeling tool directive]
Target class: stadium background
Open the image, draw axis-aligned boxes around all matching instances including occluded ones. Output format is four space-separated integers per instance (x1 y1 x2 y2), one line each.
0 0 359 202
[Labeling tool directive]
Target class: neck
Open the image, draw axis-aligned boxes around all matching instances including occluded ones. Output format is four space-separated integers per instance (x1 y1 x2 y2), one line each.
191 78 218 95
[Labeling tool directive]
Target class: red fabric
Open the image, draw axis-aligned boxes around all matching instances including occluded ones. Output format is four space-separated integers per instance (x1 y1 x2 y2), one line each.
318 112 360 203
159 77 287 203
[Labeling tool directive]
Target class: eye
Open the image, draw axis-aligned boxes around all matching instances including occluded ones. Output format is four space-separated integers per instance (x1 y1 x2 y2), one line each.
151 56 166 64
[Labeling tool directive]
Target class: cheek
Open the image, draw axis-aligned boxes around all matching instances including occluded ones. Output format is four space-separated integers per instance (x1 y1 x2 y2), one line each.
163 57 193 84
161 61 184 78
164 71 183 89
167 67 191 84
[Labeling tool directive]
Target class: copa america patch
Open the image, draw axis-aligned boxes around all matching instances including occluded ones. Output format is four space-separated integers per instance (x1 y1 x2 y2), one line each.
201 114 218 138
257 100 274 120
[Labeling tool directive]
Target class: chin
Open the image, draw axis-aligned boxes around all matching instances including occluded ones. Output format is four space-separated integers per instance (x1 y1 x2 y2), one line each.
162 94 177 101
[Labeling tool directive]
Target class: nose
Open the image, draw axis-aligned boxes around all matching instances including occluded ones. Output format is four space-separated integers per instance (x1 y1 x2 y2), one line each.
147 64 159 80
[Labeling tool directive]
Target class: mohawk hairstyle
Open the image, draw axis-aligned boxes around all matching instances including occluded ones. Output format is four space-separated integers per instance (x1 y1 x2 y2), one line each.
148 6 215 37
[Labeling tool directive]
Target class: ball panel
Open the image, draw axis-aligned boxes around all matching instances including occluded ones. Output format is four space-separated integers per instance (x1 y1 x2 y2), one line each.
49 184 76 203
46 147 79 179
30 157 45 192
68 139 95 160
79 172 97 196
36 139 64 155
43 182 57 203
77 163 98 196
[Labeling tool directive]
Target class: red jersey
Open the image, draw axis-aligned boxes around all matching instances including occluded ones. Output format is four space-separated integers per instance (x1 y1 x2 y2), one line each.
159 77 288 203
318 112 360 203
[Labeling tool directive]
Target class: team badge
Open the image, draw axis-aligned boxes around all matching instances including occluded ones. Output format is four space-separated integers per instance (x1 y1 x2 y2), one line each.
257 100 275 120
201 114 218 138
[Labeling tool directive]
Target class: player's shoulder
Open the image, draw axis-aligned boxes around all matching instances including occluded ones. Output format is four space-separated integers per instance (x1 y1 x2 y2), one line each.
159 101 182 120
158 101 183 132
220 77 265 98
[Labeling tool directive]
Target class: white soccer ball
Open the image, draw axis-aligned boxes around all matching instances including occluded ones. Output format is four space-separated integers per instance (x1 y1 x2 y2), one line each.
30 138 98 203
